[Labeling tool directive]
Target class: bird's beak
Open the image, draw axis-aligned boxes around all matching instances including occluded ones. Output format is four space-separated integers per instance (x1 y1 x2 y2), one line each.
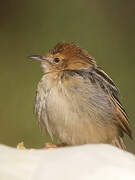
28 55 45 61
28 55 52 66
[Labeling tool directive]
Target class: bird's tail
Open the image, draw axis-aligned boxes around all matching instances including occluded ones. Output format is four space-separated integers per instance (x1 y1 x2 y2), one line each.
112 136 126 150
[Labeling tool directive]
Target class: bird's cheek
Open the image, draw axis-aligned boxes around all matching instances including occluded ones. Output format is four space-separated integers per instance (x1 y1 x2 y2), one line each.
41 62 49 72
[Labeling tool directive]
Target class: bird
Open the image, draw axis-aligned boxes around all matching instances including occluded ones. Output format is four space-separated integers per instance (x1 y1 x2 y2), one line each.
28 42 132 150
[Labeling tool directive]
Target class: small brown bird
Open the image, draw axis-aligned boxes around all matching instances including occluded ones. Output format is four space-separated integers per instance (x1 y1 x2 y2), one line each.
29 42 132 150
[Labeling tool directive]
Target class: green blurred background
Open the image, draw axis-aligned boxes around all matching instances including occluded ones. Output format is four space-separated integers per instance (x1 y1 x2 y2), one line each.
0 0 134 153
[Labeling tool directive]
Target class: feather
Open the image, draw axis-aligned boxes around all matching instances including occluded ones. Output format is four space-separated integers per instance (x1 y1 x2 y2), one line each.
92 66 132 139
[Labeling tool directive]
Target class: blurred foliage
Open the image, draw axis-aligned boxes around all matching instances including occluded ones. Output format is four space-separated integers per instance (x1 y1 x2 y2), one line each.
0 0 134 152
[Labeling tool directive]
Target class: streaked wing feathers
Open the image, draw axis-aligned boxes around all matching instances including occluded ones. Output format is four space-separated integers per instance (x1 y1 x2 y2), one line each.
92 66 132 138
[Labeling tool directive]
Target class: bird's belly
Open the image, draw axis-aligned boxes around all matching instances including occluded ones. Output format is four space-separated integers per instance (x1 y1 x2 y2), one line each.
40 87 117 145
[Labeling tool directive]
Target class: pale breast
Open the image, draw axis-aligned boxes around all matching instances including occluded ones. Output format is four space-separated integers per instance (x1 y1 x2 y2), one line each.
35 73 118 145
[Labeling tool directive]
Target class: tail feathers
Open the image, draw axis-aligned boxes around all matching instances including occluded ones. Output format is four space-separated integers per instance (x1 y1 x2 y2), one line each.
112 137 126 150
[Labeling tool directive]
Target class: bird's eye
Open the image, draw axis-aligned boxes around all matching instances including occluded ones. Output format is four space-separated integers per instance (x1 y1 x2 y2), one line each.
54 57 60 63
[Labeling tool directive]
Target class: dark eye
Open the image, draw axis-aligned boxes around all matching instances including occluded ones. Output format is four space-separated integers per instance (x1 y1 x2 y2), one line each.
54 57 60 63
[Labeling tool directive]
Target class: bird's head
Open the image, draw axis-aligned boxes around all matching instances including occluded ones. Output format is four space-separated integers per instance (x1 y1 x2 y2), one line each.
28 42 96 74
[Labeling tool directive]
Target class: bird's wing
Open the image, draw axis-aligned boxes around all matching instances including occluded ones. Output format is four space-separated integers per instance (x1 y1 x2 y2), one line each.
92 66 132 138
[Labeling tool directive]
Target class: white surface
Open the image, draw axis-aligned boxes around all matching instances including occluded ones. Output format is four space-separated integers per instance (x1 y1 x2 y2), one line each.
0 144 135 180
